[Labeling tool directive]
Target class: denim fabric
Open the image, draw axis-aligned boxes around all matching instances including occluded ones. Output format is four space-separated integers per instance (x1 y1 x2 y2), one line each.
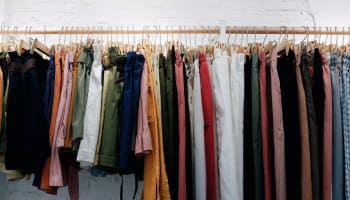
330 53 344 200
119 51 144 171
341 55 350 200
43 55 55 129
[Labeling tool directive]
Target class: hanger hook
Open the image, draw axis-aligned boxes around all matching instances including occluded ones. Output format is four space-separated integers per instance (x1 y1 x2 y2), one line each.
330 26 333 45
43 25 47 44
253 26 256 44
263 26 268 45
335 26 338 47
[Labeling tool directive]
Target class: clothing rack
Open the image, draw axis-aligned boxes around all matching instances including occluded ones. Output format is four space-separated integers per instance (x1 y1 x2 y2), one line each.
1 26 350 35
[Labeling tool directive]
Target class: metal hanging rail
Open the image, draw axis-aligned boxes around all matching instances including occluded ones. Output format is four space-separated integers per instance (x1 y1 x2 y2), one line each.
0 26 350 35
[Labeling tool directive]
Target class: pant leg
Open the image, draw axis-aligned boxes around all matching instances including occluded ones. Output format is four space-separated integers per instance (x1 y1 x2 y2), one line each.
330 53 344 200
341 55 350 200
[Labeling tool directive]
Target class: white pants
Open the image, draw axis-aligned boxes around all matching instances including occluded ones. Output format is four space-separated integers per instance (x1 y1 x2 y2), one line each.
193 59 206 200
212 48 237 200
77 44 103 167
229 53 245 200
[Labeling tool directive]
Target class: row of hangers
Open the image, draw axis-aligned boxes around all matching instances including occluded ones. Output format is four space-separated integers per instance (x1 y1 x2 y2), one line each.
1 26 350 61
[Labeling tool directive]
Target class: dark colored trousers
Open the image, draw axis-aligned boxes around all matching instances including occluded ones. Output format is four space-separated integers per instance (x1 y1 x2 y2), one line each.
277 50 301 200
119 51 144 171
300 48 320 200
330 53 344 200
159 50 179 200
43 55 55 128
5 51 50 187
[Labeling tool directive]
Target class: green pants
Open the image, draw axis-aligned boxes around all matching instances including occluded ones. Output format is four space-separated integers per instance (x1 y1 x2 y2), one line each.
71 47 93 151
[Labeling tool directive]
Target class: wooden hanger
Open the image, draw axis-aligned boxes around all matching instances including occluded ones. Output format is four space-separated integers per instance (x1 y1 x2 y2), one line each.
30 38 50 60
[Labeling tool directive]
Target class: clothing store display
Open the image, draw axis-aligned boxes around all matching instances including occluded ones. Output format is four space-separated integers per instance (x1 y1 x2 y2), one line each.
1 29 349 200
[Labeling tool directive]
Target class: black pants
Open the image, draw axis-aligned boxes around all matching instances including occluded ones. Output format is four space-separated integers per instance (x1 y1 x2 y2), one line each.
277 50 301 200
5 51 50 187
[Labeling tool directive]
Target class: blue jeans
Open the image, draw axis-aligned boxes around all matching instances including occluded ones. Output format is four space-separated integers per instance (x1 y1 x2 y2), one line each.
119 51 144 171
330 53 344 200
341 55 350 200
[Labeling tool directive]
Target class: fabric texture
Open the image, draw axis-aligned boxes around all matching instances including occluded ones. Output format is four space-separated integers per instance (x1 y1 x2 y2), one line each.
77 44 103 166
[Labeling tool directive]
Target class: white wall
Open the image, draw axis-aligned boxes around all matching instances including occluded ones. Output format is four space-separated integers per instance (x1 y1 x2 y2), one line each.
0 0 349 199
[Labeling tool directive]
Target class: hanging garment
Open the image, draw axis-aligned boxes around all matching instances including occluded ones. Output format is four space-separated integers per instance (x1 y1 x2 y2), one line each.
251 52 264 200
296 51 313 200
321 52 332 200
212 48 237 200
71 47 93 152
94 67 110 165
259 51 275 200
43 55 55 129
77 44 103 166
5 51 51 187
300 48 320 200
135 49 152 156
152 53 162 114
329 53 344 200
97 48 124 170
193 58 206 200
229 53 245 200
143 45 171 200
41 50 64 193
244 54 254 200
159 51 179 200
199 52 217 200
182 53 194 200
119 51 144 171
270 50 287 200
50 51 73 186
277 50 301 200
65 49 81 149
0 53 24 181
341 55 350 200
175 49 187 200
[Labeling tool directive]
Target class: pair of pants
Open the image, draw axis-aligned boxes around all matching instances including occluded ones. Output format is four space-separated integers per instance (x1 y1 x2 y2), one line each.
65 50 81 148
330 53 344 200
119 51 144 171
143 45 171 200
72 47 94 151
199 53 217 200
43 55 55 128
341 55 350 200
277 50 301 200
5 51 50 187
300 48 320 200
212 48 237 200
230 53 245 200
77 44 103 166
159 50 179 200
193 58 206 200
270 51 286 200
259 52 276 200
296 51 313 200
